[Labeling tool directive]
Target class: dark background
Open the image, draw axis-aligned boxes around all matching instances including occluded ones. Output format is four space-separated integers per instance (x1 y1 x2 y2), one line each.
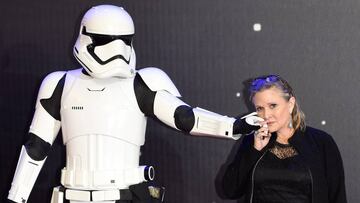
1 0 359 202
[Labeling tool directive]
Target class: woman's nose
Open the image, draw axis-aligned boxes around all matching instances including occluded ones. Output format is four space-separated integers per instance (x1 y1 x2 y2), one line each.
263 109 271 120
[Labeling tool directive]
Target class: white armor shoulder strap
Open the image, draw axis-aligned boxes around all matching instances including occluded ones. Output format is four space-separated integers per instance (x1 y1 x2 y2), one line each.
137 67 181 97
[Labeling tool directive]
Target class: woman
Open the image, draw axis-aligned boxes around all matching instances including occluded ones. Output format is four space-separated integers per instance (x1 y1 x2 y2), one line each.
222 75 347 203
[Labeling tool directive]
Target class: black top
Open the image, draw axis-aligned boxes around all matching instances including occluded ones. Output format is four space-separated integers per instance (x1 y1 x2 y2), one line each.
253 142 311 203
221 126 347 203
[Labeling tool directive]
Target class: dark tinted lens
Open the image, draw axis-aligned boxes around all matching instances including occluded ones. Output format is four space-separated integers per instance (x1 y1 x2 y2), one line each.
91 35 116 46
82 26 133 46
119 35 133 46
251 79 266 91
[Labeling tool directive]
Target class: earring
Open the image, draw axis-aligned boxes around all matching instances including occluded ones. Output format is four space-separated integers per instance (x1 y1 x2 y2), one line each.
288 116 293 129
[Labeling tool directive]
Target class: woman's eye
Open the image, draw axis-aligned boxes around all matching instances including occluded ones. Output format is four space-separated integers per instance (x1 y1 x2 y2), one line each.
256 107 263 112
270 104 277 109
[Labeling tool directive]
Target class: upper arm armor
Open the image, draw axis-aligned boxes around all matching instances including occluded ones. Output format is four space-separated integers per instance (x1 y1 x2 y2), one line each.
134 73 156 116
29 71 66 144
137 67 181 97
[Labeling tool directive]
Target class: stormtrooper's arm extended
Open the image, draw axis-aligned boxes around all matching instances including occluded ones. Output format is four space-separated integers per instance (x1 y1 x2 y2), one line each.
8 71 66 203
154 91 236 138
135 67 261 139
153 92 262 139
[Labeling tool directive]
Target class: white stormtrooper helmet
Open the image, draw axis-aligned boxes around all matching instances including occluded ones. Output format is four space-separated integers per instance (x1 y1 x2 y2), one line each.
73 5 136 78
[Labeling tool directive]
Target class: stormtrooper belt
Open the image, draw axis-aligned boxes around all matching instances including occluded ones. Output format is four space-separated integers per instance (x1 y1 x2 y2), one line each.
63 186 164 201
65 188 132 201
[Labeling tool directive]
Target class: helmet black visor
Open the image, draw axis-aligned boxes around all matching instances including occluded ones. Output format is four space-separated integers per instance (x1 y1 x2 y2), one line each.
82 26 133 46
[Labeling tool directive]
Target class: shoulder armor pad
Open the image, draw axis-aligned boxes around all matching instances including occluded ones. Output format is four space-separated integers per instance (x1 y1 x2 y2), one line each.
66 68 83 76
36 71 67 104
137 67 181 97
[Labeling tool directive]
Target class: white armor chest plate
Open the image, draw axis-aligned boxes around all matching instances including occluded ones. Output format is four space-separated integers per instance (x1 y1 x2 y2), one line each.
59 69 148 189
61 69 146 145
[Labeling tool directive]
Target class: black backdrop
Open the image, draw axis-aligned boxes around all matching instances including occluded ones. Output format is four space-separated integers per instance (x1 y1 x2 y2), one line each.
1 0 359 202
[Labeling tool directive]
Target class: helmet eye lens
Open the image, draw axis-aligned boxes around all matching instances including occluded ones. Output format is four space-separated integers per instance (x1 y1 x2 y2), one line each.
92 35 116 46
82 26 133 46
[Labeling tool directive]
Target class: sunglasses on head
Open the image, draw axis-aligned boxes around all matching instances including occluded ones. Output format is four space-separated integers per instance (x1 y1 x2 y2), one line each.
251 75 280 91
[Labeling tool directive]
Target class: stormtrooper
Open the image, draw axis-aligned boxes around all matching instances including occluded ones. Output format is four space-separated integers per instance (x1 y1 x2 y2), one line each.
8 5 261 203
